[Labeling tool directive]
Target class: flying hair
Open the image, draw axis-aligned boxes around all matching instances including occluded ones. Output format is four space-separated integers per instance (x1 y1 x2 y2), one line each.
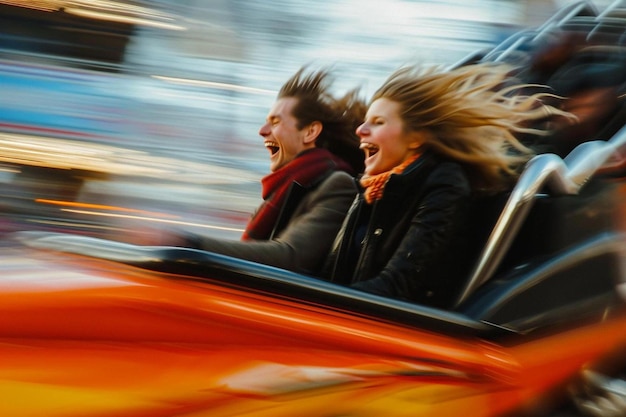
372 63 576 191
277 66 367 173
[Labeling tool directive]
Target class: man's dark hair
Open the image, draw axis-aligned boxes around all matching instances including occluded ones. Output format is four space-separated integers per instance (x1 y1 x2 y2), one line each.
278 67 366 173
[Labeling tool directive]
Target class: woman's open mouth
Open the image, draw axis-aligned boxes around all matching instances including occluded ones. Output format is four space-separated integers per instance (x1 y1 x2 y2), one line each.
264 140 280 156
360 142 379 159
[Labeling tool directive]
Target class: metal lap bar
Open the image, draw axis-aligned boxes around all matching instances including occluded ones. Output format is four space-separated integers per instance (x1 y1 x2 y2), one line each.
455 124 626 307
597 0 626 20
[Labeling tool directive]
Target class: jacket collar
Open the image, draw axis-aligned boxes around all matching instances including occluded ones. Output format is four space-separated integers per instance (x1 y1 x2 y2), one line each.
387 150 438 184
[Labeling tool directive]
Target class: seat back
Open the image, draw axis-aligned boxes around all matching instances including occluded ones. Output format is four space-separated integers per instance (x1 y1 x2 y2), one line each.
454 123 626 308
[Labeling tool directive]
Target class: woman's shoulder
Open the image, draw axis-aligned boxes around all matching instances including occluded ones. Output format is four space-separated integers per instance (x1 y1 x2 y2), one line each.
427 159 472 191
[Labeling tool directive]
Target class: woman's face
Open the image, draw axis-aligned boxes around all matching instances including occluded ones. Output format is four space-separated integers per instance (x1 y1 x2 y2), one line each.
356 98 422 176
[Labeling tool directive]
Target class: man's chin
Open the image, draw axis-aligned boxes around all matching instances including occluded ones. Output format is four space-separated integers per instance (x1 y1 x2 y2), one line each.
269 161 282 172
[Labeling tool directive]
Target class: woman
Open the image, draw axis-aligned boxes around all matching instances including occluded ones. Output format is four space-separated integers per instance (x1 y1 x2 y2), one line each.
323 63 573 308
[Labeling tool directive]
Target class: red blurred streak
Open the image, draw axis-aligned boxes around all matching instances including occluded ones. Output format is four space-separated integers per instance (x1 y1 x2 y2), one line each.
0 122 105 140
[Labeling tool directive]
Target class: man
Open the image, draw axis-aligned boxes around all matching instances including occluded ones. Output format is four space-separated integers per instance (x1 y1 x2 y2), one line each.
173 67 365 276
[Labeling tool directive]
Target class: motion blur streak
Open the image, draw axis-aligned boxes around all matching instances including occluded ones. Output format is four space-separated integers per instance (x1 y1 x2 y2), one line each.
0 1 624 416
62 208 244 233
153 75 276 95
36 198 180 218
63 8 185 30
0 0 618 242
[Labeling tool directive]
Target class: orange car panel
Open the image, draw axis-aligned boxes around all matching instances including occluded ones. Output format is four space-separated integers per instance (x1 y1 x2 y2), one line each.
0 247 625 416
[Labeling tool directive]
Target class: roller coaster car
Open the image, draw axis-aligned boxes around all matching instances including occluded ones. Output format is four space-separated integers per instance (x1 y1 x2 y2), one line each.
0 124 624 416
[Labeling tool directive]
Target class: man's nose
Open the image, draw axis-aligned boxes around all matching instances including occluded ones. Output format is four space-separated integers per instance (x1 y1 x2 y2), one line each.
259 122 270 137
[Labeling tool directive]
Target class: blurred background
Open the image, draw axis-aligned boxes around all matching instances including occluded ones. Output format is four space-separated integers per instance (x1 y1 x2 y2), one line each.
0 0 623 243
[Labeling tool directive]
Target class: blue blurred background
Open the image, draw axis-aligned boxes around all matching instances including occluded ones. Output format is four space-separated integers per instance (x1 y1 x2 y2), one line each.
0 0 621 242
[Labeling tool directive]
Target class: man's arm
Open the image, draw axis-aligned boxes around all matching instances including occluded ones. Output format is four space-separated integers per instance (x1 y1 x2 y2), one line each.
189 171 357 275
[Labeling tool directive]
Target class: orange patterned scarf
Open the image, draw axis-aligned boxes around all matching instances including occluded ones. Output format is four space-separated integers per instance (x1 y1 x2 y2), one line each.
359 154 421 204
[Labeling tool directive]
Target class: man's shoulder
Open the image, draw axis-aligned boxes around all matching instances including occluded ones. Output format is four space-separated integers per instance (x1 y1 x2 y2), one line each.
298 170 357 207
286 169 356 211
318 170 357 189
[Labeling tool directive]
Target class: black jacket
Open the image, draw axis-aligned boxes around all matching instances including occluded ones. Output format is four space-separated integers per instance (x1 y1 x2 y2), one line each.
323 152 473 308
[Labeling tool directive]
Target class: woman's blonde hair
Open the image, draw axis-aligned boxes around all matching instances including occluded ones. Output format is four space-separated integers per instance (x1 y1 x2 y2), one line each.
372 63 575 191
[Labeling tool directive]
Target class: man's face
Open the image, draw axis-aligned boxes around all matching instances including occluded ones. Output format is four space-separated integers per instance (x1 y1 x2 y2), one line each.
259 97 312 172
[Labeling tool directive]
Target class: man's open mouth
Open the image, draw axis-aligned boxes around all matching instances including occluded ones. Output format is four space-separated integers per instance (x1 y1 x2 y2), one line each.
264 141 280 156
360 142 379 158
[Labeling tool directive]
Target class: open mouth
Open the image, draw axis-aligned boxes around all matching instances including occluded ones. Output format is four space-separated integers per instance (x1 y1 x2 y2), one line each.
264 140 280 156
359 142 379 159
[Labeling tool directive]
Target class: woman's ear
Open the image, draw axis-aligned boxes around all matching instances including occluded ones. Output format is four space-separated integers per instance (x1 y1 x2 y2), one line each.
303 121 323 145
407 129 429 150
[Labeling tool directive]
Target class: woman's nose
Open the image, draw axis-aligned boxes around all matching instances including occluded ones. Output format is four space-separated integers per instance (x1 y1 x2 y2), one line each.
356 123 367 137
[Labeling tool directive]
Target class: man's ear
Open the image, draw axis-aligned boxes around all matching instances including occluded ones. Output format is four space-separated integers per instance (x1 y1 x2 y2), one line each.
303 121 322 145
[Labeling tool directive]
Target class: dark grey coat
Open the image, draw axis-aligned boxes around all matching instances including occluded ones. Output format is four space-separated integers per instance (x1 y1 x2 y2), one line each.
189 171 357 275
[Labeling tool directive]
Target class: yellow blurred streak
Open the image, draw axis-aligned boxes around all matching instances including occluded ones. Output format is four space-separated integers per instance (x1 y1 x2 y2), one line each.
0 0 60 12
64 7 186 31
0 132 259 184
153 75 276 95
35 198 180 219
1 0 184 30
0 381 159 417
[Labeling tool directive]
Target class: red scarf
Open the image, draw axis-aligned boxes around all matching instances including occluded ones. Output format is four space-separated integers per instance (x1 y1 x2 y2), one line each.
242 148 353 241
359 154 420 204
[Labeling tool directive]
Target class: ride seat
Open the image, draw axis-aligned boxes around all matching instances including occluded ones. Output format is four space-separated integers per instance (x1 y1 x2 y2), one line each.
454 123 626 310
